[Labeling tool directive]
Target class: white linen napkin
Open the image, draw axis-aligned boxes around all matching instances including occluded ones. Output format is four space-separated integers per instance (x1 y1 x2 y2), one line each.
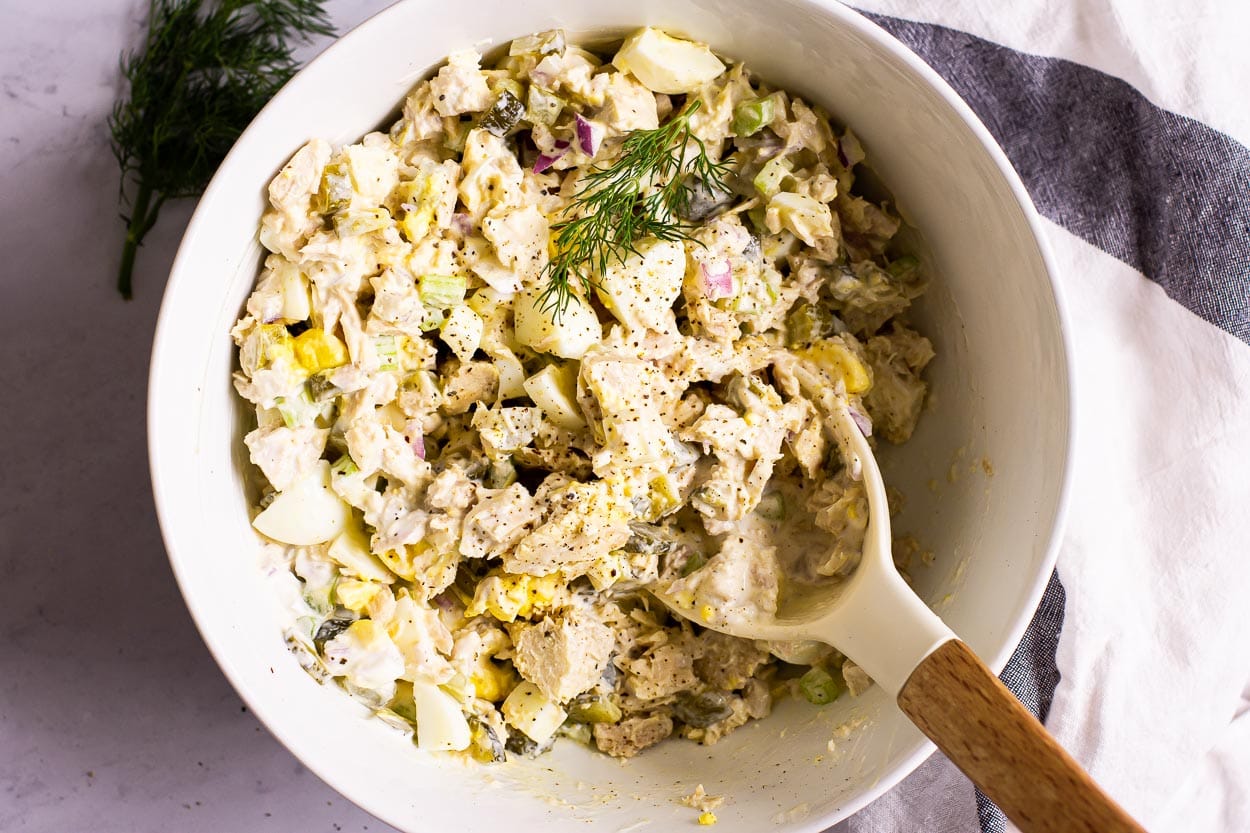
836 3 1250 830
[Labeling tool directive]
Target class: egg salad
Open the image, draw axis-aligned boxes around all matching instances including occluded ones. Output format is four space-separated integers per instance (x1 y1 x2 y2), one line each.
232 27 933 761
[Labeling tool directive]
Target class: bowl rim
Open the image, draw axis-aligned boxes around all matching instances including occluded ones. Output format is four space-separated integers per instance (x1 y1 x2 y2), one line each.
147 1 1076 829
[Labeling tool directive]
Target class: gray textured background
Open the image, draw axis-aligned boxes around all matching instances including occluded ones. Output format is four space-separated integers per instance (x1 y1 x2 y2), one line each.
0 2 401 831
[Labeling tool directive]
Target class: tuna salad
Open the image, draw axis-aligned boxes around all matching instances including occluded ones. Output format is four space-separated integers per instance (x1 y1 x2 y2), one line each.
231 26 934 761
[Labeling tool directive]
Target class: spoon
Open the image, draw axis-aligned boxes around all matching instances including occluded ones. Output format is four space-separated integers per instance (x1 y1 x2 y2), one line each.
656 404 1145 833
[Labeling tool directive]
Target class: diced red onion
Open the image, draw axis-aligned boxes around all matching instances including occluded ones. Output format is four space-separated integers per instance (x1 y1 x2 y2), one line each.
699 259 734 299
432 591 455 611
450 213 473 234
575 114 602 157
405 421 426 459
836 138 849 168
533 153 561 173
533 140 570 173
848 404 873 437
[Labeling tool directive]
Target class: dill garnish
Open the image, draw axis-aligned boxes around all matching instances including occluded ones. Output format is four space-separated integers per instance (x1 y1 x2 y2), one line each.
539 99 732 316
108 0 333 299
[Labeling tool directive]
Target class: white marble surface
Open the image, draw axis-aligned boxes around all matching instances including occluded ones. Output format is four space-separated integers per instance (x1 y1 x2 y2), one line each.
0 3 402 831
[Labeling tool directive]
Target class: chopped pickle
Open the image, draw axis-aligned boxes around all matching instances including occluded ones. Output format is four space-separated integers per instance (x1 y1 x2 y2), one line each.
567 695 623 724
481 90 526 137
526 86 565 125
316 160 352 214
785 301 833 347
887 254 922 283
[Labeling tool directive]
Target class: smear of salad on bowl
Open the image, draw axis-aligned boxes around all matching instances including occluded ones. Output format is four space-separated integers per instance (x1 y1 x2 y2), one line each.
232 26 934 762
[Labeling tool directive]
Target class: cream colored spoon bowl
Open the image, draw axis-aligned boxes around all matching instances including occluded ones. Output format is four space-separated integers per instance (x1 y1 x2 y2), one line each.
656 405 1144 833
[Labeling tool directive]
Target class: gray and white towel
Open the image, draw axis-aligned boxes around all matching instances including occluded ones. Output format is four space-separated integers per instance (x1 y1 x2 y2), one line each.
835 3 1250 831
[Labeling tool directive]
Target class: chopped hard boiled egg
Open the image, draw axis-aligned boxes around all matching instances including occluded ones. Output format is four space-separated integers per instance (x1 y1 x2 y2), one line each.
235 25 936 768
412 680 472 751
440 303 484 362
326 522 396 583
800 338 873 394
522 363 586 430
323 619 405 697
291 328 348 374
594 239 684 332
502 681 567 743
513 287 601 360
252 460 351 545
613 28 725 94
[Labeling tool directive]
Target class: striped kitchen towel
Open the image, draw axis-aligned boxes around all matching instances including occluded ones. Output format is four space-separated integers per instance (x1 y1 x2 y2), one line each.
833 3 1250 832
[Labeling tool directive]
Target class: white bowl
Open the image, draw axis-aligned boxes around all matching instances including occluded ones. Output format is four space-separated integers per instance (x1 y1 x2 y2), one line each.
149 1 1073 830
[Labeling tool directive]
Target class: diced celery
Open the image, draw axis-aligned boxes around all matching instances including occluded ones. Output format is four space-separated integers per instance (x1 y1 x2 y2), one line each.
525 86 565 125
799 666 842 705
419 273 468 309
509 29 565 56
753 155 792 199
732 95 776 137
276 385 322 428
329 454 359 477
316 160 352 214
373 335 400 370
333 207 391 237
419 308 446 332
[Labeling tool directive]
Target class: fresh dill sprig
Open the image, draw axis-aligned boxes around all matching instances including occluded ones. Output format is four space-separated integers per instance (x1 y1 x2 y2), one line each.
539 99 732 316
108 0 334 299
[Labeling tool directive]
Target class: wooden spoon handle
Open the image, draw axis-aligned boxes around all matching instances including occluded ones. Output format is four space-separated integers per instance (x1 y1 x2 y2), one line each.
898 640 1146 833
